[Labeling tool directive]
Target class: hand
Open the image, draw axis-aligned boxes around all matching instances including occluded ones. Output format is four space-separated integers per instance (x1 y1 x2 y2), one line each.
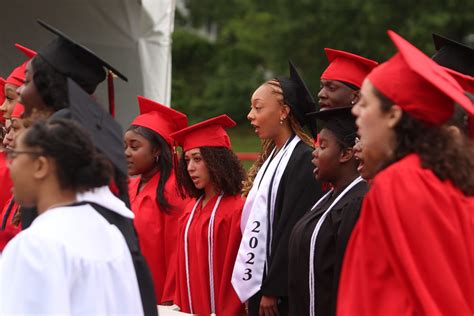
259 295 279 316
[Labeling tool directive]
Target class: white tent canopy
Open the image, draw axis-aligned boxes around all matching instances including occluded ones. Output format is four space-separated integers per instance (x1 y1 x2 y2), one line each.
0 0 175 127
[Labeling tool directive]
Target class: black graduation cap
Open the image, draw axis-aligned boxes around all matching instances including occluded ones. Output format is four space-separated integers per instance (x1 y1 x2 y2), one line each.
50 78 127 176
307 106 357 147
277 60 318 137
432 33 474 76
37 20 127 116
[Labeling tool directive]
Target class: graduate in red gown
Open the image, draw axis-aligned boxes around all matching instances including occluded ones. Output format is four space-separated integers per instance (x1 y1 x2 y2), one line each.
0 44 36 229
170 115 246 315
125 96 190 304
337 31 474 315
0 103 26 239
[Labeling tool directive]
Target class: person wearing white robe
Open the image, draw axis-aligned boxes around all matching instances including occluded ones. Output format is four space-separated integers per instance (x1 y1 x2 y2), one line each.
0 119 144 315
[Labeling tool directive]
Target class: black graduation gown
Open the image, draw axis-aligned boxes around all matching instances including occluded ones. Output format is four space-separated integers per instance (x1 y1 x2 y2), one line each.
288 180 368 316
248 141 324 316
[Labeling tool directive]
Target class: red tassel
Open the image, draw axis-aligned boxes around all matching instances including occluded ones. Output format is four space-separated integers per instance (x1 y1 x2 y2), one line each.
172 144 180 170
107 70 115 117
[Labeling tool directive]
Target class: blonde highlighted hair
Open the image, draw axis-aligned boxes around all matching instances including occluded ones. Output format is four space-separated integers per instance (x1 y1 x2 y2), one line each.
242 80 314 196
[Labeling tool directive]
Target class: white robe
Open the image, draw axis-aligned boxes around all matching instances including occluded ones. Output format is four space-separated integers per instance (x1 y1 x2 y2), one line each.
0 201 144 315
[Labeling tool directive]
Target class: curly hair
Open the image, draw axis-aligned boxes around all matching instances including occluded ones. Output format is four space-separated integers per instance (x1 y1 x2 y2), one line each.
23 118 113 192
127 125 174 212
242 79 315 196
31 55 69 112
176 146 246 198
375 87 474 195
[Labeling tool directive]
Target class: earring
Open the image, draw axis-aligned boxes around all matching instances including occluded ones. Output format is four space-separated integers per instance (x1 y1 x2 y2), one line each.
351 100 355 105
279 120 283 125
155 155 160 163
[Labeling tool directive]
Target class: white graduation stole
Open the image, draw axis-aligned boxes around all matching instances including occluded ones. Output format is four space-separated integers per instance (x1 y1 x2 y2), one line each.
183 194 223 315
232 135 301 303
308 176 364 316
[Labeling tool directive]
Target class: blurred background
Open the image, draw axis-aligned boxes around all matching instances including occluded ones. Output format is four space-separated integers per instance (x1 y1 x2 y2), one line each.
1 0 473 163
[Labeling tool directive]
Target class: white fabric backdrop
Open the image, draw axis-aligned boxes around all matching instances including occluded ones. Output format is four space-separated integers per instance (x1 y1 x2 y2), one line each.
0 0 175 127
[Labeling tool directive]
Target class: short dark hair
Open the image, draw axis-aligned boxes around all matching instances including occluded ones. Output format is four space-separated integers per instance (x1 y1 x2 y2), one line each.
176 146 246 198
374 86 474 195
31 55 69 112
126 125 174 212
23 118 113 192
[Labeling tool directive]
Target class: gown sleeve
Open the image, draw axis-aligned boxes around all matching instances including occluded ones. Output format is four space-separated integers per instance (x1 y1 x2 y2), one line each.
215 197 246 315
261 143 323 297
337 159 474 315
161 183 189 303
0 233 70 313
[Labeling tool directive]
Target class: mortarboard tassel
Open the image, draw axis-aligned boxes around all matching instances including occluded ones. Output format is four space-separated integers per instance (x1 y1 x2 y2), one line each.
107 70 116 117
172 144 180 170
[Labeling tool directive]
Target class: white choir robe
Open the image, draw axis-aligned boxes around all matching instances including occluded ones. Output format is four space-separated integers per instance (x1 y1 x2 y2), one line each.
0 203 144 315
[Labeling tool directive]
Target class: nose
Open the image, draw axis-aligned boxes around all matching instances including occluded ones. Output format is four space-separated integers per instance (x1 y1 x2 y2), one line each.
0 100 7 113
124 146 131 158
352 102 361 116
247 108 255 122
3 129 13 148
16 85 24 101
187 160 195 173
312 147 319 159
317 87 327 100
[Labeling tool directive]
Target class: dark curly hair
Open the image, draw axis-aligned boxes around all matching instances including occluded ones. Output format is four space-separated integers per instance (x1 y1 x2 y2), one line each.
23 118 113 192
374 87 474 195
176 146 246 198
127 125 174 212
31 55 69 112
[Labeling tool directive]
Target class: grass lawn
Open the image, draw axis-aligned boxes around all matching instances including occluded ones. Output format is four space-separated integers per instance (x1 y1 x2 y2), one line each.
227 125 261 170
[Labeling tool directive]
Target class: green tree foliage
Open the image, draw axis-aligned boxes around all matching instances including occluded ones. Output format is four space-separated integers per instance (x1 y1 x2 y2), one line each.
172 0 473 124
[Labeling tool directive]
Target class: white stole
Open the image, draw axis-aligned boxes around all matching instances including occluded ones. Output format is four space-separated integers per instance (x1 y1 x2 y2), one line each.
308 176 364 316
183 194 223 315
232 135 301 303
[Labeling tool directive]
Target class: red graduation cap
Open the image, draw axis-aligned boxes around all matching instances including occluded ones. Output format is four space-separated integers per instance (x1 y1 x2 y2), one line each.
170 114 236 152
368 30 474 125
5 44 37 87
15 43 37 59
321 48 378 88
11 103 25 119
0 77 5 101
442 67 474 95
131 96 188 145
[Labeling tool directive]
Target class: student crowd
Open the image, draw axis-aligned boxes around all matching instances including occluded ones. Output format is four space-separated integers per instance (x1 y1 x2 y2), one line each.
0 20 472 316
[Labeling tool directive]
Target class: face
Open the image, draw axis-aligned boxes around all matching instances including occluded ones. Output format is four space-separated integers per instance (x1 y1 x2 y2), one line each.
7 131 43 207
352 79 400 179
247 84 289 140
353 137 370 180
0 84 20 120
2 118 26 149
311 128 344 183
124 130 160 176
185 148 211 190
17 60 46 118
318 79 359 109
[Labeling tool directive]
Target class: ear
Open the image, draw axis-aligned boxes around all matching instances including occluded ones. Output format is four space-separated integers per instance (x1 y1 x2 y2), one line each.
386 104 403 128
351 90 361 105
339 146 355 163
152 146 162 157
280 104 291 121
33 156 51 181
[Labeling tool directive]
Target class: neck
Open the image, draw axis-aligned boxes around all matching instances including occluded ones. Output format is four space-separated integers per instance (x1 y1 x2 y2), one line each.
273 126 293 150
202 183 217 207
332 172 359 195
37 189 77 215
141 166 159 184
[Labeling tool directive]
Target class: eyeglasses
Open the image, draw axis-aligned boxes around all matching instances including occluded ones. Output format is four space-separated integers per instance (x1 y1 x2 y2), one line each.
5 148 43 162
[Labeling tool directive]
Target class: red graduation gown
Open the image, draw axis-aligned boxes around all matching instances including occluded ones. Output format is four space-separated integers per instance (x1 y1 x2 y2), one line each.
129 171 189 304
174 194 246 315
337 154 474 315
0 152 13 214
